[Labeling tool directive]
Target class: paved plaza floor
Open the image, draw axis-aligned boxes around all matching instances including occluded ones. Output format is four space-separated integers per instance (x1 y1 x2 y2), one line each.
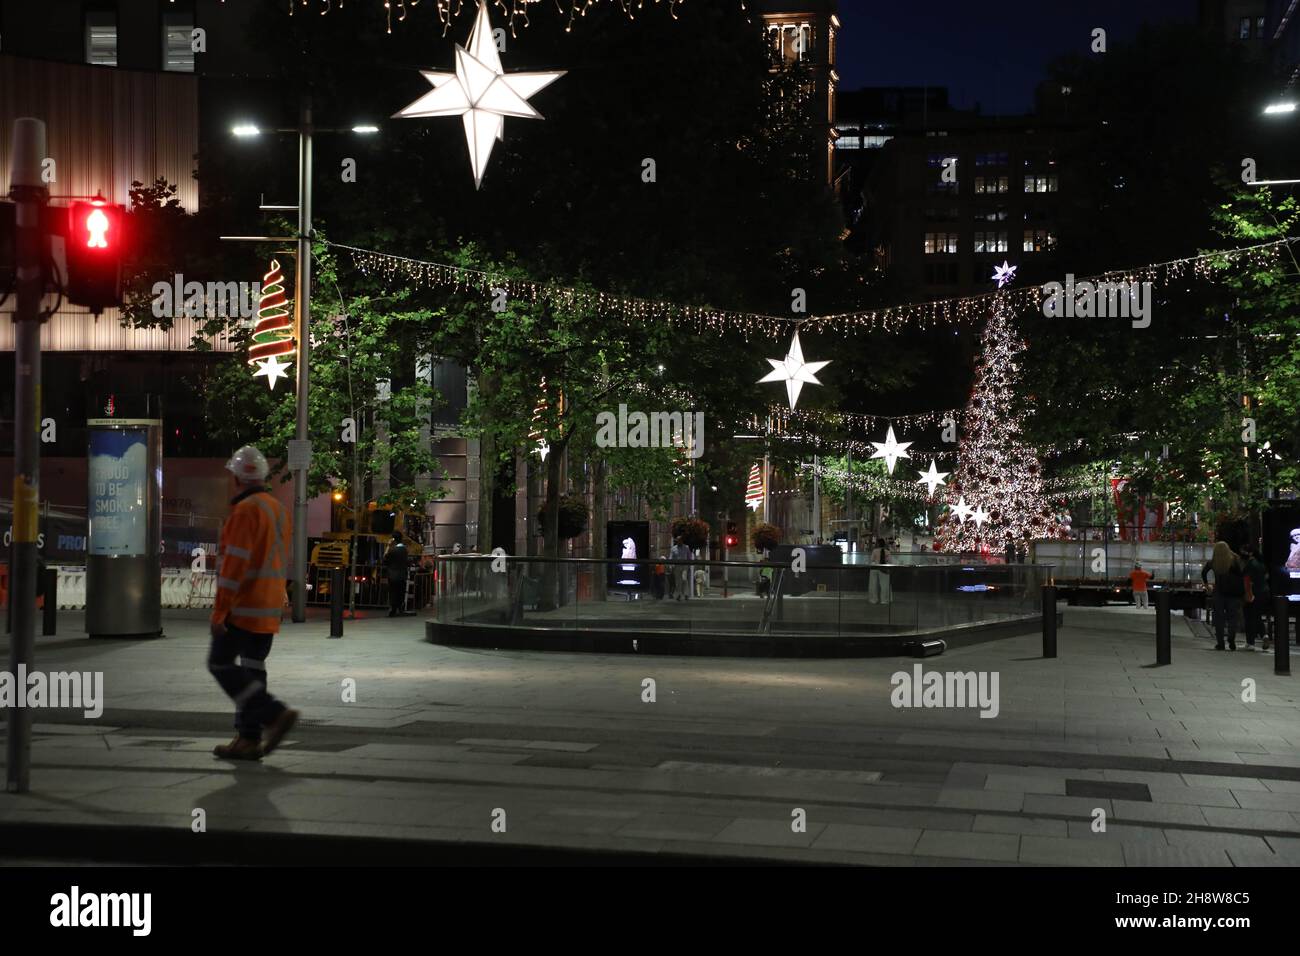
1 604 1298 865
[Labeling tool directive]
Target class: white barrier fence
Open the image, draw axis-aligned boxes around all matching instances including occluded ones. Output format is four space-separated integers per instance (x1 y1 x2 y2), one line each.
50 567 216 610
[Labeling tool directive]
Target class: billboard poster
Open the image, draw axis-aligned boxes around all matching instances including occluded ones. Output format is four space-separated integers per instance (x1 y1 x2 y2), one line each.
88 428 148 556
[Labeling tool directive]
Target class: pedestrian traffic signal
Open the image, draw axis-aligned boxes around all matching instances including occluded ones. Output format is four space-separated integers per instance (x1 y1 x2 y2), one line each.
65 199 125 314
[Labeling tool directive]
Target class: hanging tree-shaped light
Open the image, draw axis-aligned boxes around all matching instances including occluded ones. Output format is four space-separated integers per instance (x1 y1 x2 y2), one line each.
249 259 295 390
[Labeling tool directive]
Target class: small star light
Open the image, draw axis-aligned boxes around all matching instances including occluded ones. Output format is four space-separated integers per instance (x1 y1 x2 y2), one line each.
394 0 566 188
917 460 949 497
536 439 550 461
758 330 831 410
950 497 973 524
992 261 1017 288
971 505 991 529
869 425 912 475
253 355 293 390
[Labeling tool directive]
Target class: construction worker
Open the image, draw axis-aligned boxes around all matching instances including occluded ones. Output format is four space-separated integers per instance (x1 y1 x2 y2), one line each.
208 445 299 760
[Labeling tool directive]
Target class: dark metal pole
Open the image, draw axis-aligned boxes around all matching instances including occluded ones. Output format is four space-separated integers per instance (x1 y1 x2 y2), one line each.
41 568 56 637
1274 595 1290 677
7 118 47 793
329 567 343 638
291 96 313 623
1155 588 1171 665
1041 583 1057 657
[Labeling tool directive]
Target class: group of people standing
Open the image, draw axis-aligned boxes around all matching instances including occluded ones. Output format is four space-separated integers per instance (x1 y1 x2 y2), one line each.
1200 541 1272 651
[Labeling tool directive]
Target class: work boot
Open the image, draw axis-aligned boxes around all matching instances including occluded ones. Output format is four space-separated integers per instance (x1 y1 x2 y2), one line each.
213 736 262 761
261 708 300 757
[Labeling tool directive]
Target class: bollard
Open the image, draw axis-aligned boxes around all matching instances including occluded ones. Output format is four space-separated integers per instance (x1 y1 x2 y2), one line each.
1155 588 1171 665
329 568 344 638
1042 583 1057 658
1274 595 1290 677
41 568 56 636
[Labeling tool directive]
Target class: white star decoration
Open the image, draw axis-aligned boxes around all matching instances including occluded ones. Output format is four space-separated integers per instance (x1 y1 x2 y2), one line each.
992 260 1017 288
253 355 293 390
536 438 550 461
869 425 912 475
971 505 990 529
917 460 948 497
949 497 973 524
394 0 565 188
758 330 831 410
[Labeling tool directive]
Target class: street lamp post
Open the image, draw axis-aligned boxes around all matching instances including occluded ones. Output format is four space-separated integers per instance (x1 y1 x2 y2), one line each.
230 99 376 622
291 98 313 623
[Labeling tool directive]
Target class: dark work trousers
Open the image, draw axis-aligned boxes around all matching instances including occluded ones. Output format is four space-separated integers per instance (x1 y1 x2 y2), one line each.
389 573 407 615
1244 599 1267 646
1213 593 1243 648
208 622 288 741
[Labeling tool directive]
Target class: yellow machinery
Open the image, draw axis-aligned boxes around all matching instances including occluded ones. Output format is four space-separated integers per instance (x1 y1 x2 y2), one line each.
310 498 425 570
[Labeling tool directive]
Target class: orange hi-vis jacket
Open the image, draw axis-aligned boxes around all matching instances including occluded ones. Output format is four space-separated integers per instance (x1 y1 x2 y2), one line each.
212 486 291 634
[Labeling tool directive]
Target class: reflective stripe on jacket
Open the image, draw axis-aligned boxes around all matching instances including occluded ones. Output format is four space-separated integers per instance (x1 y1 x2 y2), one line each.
212 488 291 634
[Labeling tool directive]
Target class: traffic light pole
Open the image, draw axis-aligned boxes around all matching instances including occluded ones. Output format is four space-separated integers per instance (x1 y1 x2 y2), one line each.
291 98 313 623
7 118 47 793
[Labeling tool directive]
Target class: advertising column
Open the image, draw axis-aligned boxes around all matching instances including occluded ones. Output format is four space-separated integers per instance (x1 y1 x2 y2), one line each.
86 419 163 639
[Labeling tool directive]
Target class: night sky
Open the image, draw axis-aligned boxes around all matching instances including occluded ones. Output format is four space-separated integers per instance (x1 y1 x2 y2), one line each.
834 0 1200 114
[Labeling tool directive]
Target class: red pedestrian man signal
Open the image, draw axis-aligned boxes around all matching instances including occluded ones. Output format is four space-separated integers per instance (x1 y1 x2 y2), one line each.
66 199 125 314
85 206 109 248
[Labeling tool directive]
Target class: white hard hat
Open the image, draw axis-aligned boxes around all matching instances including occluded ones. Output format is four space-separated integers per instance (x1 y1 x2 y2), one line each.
225 445 269 482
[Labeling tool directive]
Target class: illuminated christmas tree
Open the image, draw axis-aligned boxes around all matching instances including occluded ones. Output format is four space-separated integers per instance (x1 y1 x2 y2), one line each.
936 292 1066 552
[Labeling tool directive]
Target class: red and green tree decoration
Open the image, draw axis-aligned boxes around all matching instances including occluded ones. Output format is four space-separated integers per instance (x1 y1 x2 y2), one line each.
936 293 1068 552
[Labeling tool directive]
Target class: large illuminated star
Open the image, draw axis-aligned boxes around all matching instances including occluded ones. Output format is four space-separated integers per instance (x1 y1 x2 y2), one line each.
394 0 565 188
971 505 991 529
759 330 831 410
917 460 949 497
992 260 1017 288
253 355 292 390
869 425 913 475
949 497 973 524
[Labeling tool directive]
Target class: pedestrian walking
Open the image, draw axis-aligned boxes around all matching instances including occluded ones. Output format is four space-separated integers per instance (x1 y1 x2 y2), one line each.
868 537 892 605
1202 540 1246 651
1242 544 1271 651
670 536 692 601
1129 562 1154 609
208 445 298 761
384 531 411 617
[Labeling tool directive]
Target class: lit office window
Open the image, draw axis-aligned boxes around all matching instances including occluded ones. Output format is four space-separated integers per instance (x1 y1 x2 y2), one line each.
86 12 118 66
977 208 1008 222
1023 229 1057 253
1024 174 1059 193
1256 16 1266 38
836 135 861 149
924 232 958 255
975 176 1008 194
164 12 195 72
973 231 1008 253
1239 18 1251 39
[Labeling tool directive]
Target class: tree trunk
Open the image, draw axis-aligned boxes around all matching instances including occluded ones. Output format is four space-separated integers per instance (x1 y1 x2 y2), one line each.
592 456 607 603
540 437 563 610
474 372 500 551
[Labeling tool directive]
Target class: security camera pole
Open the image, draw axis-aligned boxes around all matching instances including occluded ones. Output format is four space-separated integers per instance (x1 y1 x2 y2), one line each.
7 118 48 793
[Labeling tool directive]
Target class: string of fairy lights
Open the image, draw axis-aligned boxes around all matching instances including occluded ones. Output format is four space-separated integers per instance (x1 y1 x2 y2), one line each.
330 237 1296 338
280 0 684 33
